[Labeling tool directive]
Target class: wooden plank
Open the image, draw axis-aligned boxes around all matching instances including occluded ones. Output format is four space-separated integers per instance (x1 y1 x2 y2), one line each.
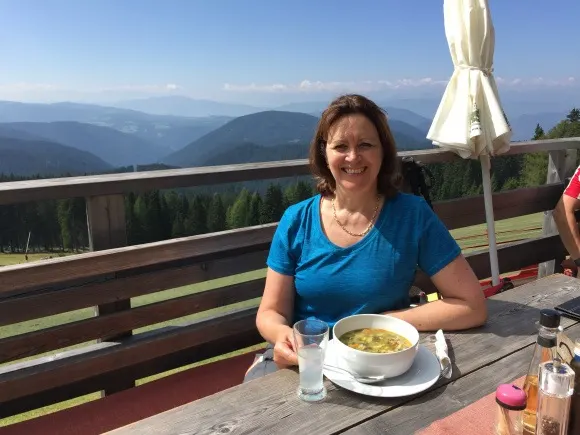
345 321 580 435
0 160 312 206
105 274 580 435
0 329 263 418
467 234 565 279
86 194 132 395
0 224 276 296
0 307 259 404
0 279 264 363
435 183 564 230
0 139 578 206
86 195 130 333
412 234 566 293
86 194 128 252
502 137 580 156
0 250 268 326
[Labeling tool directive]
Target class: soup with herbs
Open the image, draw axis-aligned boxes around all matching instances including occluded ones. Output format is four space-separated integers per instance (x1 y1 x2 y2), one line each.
338 328 412 353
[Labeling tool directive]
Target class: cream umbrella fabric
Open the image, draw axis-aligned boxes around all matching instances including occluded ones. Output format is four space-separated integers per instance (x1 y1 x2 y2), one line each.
427 0 511 286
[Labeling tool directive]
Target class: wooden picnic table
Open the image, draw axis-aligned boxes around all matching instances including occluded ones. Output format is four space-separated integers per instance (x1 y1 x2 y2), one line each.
107 273 580 435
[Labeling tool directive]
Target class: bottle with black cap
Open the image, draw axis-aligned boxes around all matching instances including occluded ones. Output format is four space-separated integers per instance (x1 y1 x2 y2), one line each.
522 309 562 435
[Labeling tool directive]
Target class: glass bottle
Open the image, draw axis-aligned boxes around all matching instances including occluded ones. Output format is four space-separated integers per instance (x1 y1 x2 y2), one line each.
567 338 580 434
522 309 561 435
494 384 527 435
536 358 574 435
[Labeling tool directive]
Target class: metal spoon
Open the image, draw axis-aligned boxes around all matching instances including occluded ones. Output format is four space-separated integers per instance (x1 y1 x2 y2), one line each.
323 364 388 384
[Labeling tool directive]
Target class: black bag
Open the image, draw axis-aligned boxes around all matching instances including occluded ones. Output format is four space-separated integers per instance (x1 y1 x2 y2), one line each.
400 156 434 210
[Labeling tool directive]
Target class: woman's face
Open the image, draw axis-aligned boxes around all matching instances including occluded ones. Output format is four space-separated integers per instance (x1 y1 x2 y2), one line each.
325 114 383 195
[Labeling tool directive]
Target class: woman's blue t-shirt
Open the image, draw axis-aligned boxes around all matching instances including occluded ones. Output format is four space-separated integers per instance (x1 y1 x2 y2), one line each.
266 192 461 329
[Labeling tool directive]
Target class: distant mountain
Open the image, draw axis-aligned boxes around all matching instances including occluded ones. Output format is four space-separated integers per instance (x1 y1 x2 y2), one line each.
164 111 319 166
509 112 567 141
0 100 231 151
1 122 164 167
383 107 432 132
110 96 264 117
165 110 432 168
0 136 111 176
275 100 432 132
202 142 310 166
0 125 47 142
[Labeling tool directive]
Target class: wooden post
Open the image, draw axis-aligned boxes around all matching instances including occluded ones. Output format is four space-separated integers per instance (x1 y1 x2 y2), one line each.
86 194 134 395
538 149 577 278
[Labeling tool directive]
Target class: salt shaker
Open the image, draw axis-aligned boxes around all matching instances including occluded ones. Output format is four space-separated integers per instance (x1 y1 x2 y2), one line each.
536 358 575 435
495 384 527 435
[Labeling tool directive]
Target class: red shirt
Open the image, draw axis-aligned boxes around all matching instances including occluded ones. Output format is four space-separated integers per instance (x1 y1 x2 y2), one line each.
564 166 580 199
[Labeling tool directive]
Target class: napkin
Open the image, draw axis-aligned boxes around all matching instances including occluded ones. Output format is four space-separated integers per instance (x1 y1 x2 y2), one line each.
432 329 452 378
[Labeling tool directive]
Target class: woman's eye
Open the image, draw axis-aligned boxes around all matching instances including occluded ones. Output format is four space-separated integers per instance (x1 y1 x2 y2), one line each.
360 143 373 148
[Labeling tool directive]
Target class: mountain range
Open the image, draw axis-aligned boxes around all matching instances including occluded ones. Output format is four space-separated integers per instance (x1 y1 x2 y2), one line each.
0 136 111 176
163 110 433 167
0 96 572 177
1 121 164 166
0 100 231 151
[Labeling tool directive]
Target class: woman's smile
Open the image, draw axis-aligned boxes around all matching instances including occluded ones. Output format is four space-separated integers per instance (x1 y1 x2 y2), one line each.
341 167 367 175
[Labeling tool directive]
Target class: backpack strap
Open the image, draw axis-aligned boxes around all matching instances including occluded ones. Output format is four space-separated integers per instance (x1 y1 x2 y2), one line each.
401 156 434 209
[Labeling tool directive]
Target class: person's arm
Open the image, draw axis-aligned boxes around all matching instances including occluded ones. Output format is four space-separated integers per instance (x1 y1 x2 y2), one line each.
384 198 487 331
386 254 487 331
255 268 298 367
553 194 580 261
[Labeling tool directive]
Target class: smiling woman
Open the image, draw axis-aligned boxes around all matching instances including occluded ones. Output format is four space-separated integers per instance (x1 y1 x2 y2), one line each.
245 94 487 381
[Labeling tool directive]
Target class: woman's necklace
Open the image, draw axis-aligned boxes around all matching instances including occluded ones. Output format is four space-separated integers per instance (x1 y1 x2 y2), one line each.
331 195 381 237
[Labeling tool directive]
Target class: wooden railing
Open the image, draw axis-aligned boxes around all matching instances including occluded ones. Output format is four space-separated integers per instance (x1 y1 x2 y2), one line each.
0 138 579 419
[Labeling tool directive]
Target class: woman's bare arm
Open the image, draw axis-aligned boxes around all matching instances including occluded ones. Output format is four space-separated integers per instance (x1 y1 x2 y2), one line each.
255 267 298 366
386 255 488 331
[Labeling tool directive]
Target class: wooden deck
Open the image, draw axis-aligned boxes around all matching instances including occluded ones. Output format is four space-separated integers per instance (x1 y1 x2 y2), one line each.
0 137 580 431
106 274 580 435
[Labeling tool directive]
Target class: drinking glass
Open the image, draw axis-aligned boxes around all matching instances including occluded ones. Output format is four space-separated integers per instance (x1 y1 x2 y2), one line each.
293 318 329 402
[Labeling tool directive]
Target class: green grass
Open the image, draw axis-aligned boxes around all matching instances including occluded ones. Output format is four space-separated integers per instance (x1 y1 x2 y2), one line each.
0 251 70 266
451 212 544 253
0 212 547 426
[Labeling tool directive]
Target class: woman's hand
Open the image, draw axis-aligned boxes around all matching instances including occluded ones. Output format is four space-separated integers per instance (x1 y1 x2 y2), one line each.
272 326 298 368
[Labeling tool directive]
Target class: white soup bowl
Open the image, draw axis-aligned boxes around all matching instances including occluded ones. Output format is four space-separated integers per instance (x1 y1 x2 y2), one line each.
332 314 420 378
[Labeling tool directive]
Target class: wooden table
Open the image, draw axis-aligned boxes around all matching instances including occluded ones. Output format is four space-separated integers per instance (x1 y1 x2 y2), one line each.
107 273 580 435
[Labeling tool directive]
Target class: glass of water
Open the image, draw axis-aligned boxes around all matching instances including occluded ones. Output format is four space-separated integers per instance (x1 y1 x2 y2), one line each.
293 318 329 402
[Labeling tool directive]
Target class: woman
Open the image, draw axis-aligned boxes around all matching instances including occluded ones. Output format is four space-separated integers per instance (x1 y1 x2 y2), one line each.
245 94 487 380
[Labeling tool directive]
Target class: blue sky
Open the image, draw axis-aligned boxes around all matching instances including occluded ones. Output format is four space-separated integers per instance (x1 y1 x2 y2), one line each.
0 0 578 104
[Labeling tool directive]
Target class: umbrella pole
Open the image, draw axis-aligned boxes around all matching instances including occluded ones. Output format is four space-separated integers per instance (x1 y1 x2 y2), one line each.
480 154 500 286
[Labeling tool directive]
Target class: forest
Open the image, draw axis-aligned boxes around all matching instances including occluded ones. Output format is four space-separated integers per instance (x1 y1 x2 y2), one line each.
0 109 578 254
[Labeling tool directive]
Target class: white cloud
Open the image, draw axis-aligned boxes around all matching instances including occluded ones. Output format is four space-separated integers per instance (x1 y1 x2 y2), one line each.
0 82 59 92
0 82 182 94
223 76 579 93
97 83 182 93
223 78 447 93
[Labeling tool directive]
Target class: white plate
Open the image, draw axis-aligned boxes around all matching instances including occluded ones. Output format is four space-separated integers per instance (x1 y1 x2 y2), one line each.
323 339 441 397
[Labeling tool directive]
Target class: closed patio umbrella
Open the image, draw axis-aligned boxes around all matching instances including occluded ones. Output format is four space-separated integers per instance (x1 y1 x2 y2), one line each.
427 0 511 286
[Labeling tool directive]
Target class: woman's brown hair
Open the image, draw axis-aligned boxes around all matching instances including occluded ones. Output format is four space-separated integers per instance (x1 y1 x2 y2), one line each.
308 94 402 198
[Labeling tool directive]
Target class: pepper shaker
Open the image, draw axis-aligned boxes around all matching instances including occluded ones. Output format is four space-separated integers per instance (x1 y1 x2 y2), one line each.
536 358 575 435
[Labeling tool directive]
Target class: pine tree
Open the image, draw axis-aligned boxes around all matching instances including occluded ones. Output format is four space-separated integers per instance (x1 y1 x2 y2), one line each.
206 193 226 233
187 195 208 235
533 123 545 140
295 181 313 202
260 184 285 224
567 108 580 123
228 189 251 229
248 192 262 226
